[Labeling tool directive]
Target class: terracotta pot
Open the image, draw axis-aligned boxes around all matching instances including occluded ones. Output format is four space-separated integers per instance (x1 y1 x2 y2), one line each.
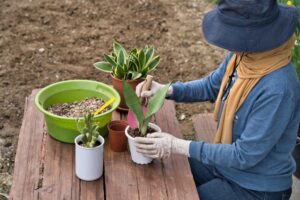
111 74 143 111
108 120 128 152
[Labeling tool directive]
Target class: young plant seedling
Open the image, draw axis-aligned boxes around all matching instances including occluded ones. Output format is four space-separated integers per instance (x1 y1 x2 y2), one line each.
94 42 160 80
123 81 171 136
76 111 100 148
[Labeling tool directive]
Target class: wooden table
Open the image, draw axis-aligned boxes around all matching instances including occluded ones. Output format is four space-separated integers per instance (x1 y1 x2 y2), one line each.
9 90 199 200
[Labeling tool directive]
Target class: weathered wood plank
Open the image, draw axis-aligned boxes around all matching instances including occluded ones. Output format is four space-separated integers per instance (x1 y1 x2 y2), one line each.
133 161 167 200
10 90 44 200
80 181 104 200
105 111 168 200
38 141 75 200
71 147 81 200
11 91 199 200
192 113 216 142
155 100 199 200
105 100 198 200
104 111 139 200
126 103 168 199
10 90 104 200
37 132 62 199
37 120 104 200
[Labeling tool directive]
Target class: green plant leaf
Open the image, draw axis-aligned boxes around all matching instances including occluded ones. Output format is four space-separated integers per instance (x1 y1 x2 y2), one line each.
118 50 125 66
140 117 151 136
131 54 140 71
146 83 171 119
141 67 149 77
114 42 128 57
130 48 138 55
138 50 146 70
94 62 113 73
104 54 117 67
113 42 123 56
145 47 154 63
127 61 135 71
147 55 160 71
129 71 142 80
114 65 125 79
122 81 144 128
76 111 100 147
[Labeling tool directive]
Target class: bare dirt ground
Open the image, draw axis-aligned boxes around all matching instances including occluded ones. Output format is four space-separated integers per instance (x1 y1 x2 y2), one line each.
0 0 226 196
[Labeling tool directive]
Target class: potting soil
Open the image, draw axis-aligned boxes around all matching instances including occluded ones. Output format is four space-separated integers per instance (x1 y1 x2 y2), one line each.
47 97 110 118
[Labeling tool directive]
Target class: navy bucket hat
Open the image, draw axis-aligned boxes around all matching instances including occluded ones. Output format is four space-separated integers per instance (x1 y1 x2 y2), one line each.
202 0 299 52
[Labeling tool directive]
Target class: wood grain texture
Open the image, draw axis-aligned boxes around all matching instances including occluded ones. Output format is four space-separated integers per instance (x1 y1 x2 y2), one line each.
105 110 168 200
192 113 216 142
10 90 44 200
155 100 199 200
10 91 199 200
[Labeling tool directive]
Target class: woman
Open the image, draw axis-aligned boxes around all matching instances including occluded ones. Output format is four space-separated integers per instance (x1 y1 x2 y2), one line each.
134 0 300 199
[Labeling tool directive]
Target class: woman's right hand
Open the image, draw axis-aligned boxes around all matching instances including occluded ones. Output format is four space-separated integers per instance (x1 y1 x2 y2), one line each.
136 80 173 98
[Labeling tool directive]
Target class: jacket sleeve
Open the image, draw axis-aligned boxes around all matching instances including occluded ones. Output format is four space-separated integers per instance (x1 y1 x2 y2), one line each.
167 52 232 103
189 92 295 170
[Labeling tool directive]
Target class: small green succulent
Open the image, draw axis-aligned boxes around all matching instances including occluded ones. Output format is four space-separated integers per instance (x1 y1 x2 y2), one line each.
76 111 100 148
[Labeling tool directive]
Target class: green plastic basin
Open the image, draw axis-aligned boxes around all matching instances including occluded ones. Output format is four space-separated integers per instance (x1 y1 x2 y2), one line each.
35 80 120 143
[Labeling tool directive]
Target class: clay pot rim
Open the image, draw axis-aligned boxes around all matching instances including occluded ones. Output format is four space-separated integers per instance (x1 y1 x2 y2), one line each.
110 74 145 83
107 120 128 133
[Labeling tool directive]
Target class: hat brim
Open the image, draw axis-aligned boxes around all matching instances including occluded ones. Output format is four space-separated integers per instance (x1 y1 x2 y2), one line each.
202 4 299 52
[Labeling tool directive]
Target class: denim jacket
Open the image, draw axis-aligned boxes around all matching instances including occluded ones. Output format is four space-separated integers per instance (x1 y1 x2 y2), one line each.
168 52 300 192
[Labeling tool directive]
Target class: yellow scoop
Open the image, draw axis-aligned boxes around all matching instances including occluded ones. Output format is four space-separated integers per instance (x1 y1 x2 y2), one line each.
94 96 115 115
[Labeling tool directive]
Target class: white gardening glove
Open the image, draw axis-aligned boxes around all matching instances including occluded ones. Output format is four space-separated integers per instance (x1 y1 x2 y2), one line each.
136 80 173 98
134 132 191 159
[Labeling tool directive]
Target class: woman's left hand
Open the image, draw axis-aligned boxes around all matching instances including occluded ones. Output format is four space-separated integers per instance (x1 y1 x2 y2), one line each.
134 132 191 159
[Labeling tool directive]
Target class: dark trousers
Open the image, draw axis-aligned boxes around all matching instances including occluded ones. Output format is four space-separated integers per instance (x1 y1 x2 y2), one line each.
188 158 292 200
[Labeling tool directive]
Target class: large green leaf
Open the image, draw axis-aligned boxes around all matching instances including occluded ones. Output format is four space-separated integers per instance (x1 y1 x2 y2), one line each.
146 83 171 119
114 66 125 79
104 54 117 67
123 81 144 128
147 55 160 71
94 62 113 73
131 54 140 71
129 71 142 80
127 61 135 71
141 117 151 136
113 42 123 56
114 42 127 57
117 49 125 67
141 67 149 77
138 50 146 70
145 47 154 63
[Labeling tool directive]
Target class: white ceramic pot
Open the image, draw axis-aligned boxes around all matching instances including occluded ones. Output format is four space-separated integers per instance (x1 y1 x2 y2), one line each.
125 123 161 165
75 135 105 181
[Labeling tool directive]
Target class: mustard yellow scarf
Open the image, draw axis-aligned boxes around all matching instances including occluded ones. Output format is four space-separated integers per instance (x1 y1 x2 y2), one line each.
213 35 296 144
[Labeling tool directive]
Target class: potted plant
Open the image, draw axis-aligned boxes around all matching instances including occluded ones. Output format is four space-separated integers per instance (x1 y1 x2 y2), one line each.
94 42 160 110
107 120 128 152
123 80 171 164
75 111 105 181
35 80 120 143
